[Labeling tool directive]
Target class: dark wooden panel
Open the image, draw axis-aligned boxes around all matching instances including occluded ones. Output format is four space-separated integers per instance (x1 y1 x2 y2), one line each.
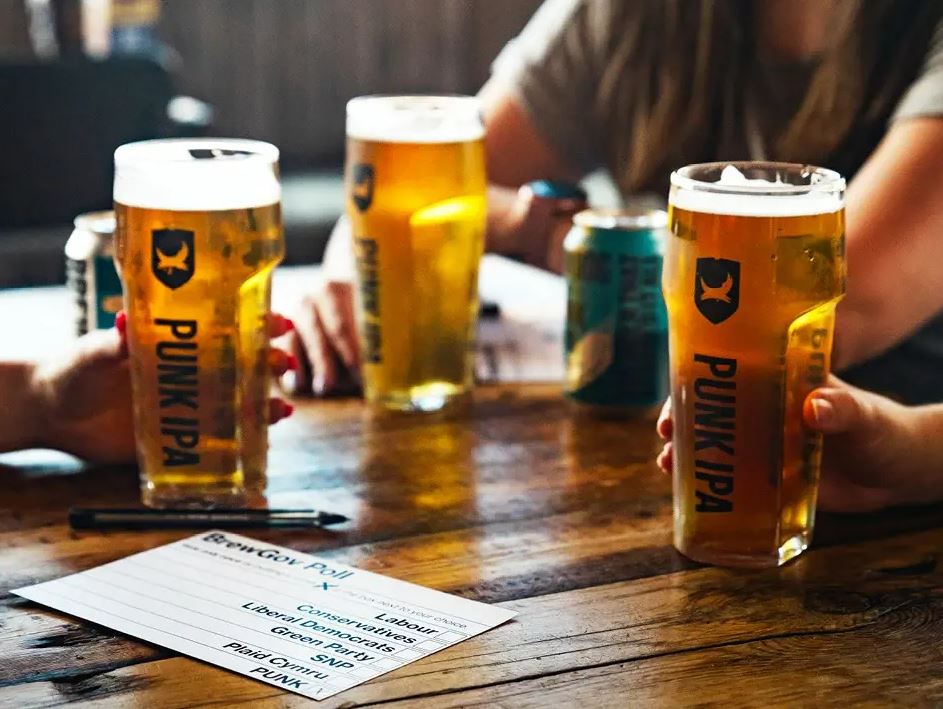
0 0 34 59
469 0 544 84
158 0 542 164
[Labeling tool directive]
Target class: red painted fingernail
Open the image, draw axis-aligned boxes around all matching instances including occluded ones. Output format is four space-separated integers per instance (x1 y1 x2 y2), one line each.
286 353 299 371
115 311 127 334
283 402 295 417
284 317 295 332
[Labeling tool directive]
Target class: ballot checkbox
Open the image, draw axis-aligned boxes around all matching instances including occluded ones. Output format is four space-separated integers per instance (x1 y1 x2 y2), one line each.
373 657 401 671
349 665 377 679
418 639 447 651
437 631 468 643
394 648 424 661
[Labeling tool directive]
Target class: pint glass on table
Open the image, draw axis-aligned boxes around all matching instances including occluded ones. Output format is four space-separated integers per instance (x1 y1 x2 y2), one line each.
345 96 487 411
663 162 845 567
114 139 284 508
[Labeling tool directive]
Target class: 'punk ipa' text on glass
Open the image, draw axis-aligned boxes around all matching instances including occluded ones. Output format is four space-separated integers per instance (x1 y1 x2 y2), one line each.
345 96 487 412
114 139 284 508
663 162 845 567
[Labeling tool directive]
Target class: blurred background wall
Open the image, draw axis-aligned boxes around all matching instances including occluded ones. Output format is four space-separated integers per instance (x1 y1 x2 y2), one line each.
0 1 32 57
0 0 542 286
159 0 541 167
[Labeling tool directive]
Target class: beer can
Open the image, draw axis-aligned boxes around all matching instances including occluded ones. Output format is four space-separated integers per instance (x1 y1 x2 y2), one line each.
564 208 669 410
110 0 162 55
64 211 123 336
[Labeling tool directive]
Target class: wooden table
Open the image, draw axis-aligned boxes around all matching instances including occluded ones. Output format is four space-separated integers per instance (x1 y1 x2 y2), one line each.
2 262 943 707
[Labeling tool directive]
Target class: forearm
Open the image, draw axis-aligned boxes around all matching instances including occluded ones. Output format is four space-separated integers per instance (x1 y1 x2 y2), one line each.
320 216 355 280
486 185 532 259
0 361 45 452
480 83 582 266
835 118 943 369
834 259 943 369
833 297 908 370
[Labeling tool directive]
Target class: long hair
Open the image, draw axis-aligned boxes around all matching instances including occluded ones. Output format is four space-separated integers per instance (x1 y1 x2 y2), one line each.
595 0 943 194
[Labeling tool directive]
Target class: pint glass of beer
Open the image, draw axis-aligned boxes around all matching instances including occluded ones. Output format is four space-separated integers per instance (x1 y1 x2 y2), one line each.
345 96 487 411
114 139 284 508
664 162 845 567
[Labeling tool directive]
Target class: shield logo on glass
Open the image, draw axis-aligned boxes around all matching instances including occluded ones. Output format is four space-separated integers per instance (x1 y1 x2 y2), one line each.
152 228 195 290
352 163 375 213
695 258 740 324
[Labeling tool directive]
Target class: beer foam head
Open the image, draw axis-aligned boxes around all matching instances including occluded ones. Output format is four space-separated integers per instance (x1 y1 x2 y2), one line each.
347 95 484 143
114 139 281 211
669 162 844 217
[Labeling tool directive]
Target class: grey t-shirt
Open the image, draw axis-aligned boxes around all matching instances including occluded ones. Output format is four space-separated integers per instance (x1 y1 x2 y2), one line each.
491 0 943 403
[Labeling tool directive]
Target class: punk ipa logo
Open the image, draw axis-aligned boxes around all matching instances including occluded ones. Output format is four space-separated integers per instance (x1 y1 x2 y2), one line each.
352 163 375 213
695 258 740 324
152 229 195 289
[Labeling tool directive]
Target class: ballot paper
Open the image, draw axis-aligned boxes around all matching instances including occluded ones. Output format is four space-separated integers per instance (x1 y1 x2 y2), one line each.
13 531 517 700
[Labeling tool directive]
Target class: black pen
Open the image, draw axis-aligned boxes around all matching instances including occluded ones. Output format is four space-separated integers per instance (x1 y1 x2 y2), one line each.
69 508 349 530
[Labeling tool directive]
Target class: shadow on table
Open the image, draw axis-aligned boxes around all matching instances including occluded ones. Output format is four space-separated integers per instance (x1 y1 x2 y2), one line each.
814 503 943 550
1 453 138 532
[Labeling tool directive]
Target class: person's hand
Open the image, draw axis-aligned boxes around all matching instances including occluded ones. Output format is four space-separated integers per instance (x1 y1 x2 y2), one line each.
656 377 931 513
282 277 361 396
800 378 923 512
31 312 297 464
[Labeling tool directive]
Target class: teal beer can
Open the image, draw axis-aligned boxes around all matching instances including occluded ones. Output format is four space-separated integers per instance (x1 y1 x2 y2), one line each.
564 208 669 410
64 211 123 336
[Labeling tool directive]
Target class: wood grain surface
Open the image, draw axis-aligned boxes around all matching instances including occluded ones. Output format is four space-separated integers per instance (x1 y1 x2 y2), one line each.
2 382 943 707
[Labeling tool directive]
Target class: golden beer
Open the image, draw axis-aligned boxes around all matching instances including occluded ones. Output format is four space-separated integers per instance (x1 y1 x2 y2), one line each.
663 163 845 567
345 96 487 411
114 139 283 507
